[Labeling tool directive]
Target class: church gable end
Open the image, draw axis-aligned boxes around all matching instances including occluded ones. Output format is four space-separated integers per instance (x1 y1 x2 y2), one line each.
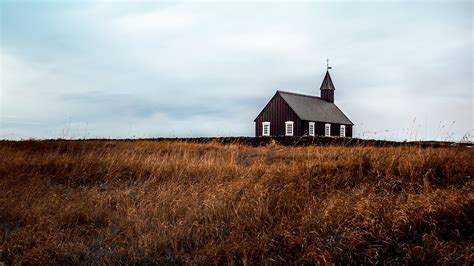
255 92 301 137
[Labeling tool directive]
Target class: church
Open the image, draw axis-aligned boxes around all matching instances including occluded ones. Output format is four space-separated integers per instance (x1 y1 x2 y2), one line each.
254 68 353 137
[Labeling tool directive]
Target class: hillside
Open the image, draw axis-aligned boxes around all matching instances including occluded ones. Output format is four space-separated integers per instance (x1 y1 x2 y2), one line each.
0 140 472 264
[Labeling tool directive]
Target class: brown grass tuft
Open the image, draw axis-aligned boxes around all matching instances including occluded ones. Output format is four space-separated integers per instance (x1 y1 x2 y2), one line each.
0 140 472 264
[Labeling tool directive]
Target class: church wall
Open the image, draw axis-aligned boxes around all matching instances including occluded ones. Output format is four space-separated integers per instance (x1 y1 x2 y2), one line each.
255 93 301 137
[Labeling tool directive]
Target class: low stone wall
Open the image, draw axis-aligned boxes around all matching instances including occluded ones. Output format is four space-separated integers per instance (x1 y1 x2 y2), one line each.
2 137 469 148
138 137 468 148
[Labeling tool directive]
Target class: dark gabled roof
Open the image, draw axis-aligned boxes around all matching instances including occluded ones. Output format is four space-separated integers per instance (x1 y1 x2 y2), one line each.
319 70 335 91
278 90 353 125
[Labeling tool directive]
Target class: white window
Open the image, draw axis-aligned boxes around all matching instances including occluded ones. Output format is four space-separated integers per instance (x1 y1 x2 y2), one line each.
262 122 270 136
325 123 331 136
309 122 315 136
285 121 294 136
340 125 346 137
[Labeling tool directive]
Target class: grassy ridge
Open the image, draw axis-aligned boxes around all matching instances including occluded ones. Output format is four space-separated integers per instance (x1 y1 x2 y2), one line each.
0 140 473 264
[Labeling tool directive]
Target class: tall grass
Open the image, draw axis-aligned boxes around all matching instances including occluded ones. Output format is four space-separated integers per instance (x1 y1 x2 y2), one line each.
0 140 472 264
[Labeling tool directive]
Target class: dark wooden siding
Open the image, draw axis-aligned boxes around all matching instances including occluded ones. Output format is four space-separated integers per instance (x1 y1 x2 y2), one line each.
301 121 353 137
343 124 352 137
321 90 334 103
301 121 309 136
315 122 326 136
255 93 301 137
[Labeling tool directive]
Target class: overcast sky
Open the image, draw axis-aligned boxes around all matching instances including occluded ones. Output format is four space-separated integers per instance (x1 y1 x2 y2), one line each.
1 0 472 141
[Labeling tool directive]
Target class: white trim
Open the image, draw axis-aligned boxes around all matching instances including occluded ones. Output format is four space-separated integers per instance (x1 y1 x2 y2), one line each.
325 123 331 137
285 121 294 136
309 122 315 136
262 121 270 136
340 125 346 137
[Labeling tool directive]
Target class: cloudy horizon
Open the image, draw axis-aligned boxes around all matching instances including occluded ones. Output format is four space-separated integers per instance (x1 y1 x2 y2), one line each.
1 1 472 141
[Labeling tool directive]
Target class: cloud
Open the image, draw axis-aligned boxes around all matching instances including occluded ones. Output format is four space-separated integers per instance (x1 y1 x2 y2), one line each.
0 1 472 140
115 7 200 35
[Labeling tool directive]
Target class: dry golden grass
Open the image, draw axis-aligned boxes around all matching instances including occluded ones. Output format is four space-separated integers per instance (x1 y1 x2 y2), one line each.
0 140 472 264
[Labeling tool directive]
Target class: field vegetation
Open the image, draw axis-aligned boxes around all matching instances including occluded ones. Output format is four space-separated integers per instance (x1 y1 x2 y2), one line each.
0 140 472 264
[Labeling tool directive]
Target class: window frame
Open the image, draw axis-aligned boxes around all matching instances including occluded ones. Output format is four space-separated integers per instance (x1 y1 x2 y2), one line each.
262 121 270 136
285 121 294 136
309 122 315 136
325 123 331 137
340 125 346 137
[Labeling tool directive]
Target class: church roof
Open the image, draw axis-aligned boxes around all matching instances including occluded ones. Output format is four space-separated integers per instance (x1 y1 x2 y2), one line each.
278 90 353 125
319 70 336 91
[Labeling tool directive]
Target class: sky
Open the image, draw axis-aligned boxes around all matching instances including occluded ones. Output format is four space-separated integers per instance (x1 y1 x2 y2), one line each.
0 0 472 141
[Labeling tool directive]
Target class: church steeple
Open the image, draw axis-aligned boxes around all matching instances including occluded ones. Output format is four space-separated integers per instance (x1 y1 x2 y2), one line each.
320 70 335 103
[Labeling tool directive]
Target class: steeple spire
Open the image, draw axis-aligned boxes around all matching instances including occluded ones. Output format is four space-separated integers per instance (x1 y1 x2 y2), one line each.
319 66 335 103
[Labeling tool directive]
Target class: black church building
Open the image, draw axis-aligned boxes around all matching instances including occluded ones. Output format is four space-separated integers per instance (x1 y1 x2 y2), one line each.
254 70 353 137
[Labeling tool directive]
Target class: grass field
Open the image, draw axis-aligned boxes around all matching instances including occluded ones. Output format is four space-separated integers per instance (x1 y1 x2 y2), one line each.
0 140 472 264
